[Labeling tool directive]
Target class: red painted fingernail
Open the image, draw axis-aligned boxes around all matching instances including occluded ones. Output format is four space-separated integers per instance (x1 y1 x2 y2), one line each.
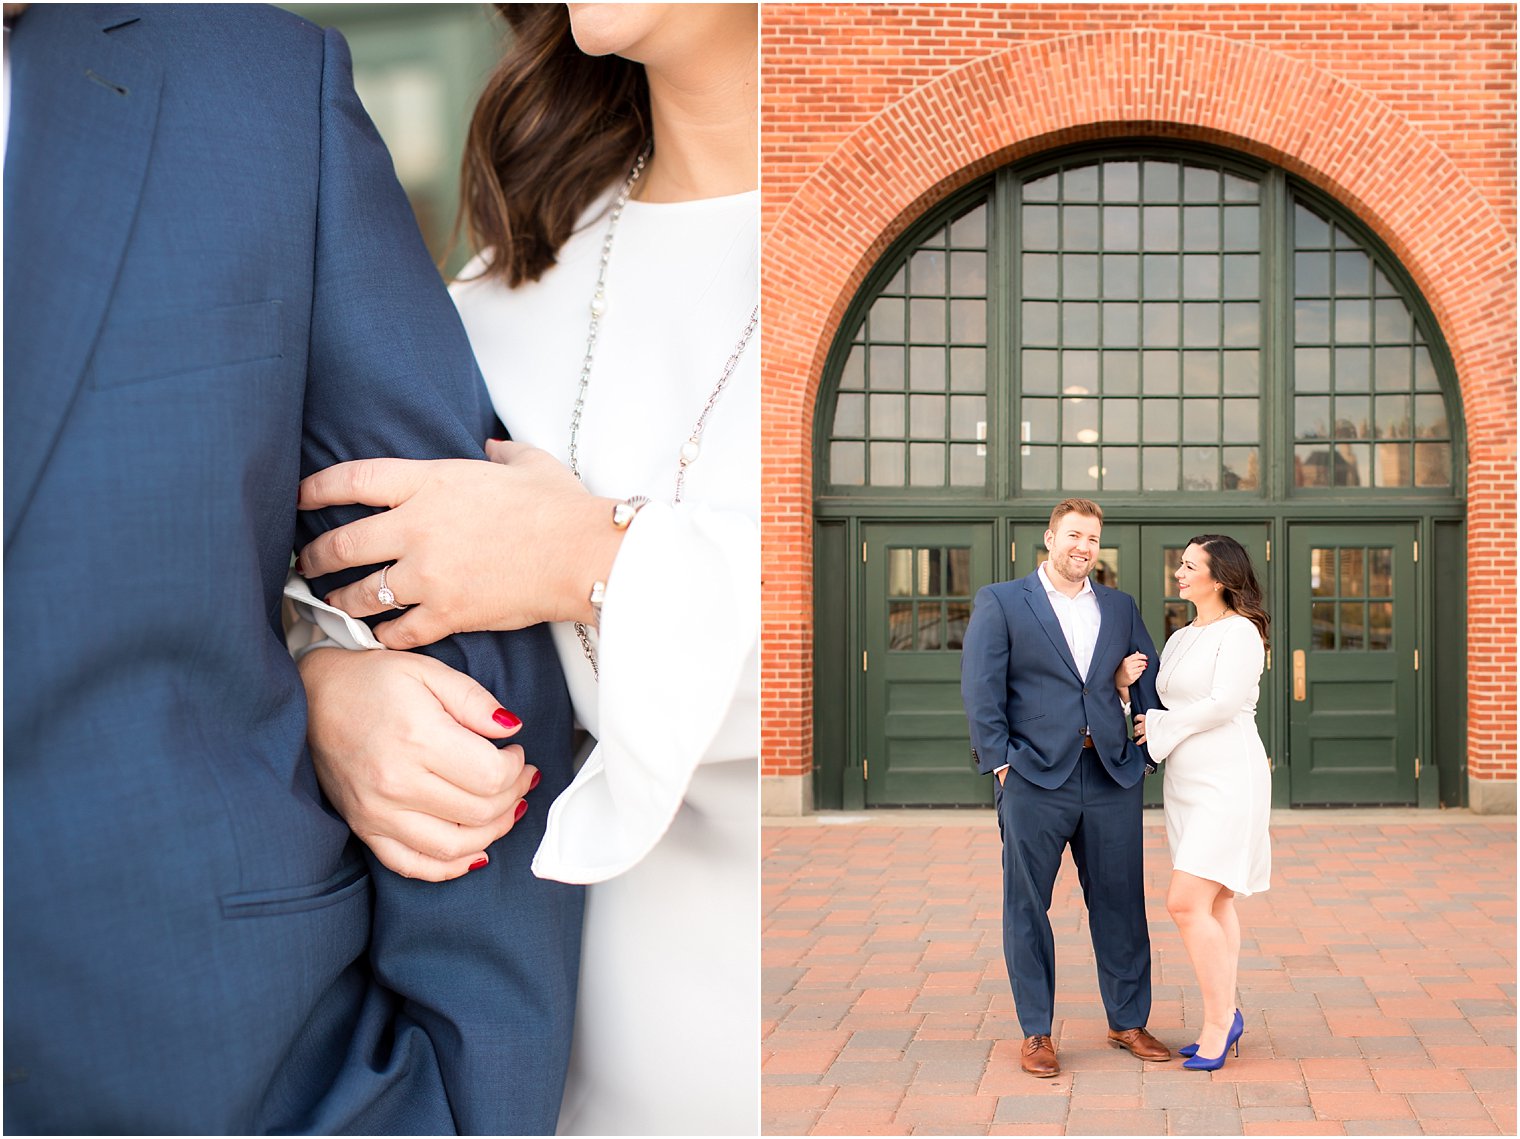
492 708 521 730
514 800 528 822
294 556 306 576
529 769 542 791
488 437 505 443
468 856 489 872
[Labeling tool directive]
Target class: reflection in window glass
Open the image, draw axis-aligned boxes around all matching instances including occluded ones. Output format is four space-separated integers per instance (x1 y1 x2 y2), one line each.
1368 548 1393 596
887 548 914 596
946 602 971 650
1340 601 1366 651
1368 601 1393 651
1311 601 1336 649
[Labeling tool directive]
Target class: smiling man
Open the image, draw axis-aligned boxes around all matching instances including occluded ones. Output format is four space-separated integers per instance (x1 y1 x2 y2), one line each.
961 498 1169 1078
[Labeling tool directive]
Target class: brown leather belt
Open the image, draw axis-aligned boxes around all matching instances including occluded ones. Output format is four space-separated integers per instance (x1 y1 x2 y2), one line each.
1082 732 1096 749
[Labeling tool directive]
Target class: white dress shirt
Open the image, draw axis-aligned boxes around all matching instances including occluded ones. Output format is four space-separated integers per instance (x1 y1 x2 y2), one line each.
1037 561 1102 681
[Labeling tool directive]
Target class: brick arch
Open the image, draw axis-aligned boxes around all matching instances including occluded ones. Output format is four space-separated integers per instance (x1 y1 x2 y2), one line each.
762 29 1516 793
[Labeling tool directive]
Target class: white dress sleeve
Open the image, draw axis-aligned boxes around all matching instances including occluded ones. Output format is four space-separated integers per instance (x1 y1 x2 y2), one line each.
1144 620 1264 762
531 501 759 885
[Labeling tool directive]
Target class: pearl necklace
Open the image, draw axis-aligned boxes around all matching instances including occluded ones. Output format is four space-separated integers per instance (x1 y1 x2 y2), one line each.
569 146 760 677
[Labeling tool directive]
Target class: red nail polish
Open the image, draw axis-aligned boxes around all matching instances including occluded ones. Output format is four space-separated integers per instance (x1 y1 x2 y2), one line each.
529 770 542 791
514 800 528 822
469 856 489 872
294 556 306 576
492 708 521 730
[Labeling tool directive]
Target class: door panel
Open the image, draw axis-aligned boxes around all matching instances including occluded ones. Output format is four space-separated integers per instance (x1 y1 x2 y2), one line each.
1287 525 1417 804
863 523 996 806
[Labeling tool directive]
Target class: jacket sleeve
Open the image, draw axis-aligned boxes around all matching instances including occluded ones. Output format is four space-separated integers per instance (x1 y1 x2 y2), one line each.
1126 595 1161 716
1126 595 1162 767
293 28 579 1136
1143 620 1265 763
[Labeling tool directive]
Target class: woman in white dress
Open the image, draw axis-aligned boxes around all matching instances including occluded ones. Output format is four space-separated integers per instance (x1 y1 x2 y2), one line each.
1117 534 1271 1073
291 4 758 1133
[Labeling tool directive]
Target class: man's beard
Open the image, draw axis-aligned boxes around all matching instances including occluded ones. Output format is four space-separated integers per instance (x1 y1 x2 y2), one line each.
1049 550 1092 584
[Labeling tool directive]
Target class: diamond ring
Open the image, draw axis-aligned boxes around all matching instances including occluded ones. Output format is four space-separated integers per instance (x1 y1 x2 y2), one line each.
377 563 407 610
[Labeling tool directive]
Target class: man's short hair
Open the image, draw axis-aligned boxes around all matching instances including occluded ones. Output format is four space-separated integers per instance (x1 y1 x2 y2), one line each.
1047 498 1104 532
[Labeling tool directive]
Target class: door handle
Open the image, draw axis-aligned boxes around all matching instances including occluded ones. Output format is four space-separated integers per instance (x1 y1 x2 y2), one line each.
1292 649 1306 701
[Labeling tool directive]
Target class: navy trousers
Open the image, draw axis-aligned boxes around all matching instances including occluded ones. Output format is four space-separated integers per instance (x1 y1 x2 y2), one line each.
995 747 1152 1036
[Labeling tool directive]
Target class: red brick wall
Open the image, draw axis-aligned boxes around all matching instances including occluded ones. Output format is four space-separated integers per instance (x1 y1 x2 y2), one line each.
760 4 1517 787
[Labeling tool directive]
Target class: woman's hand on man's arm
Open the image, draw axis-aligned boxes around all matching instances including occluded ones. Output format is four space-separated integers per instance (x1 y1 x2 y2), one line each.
299 647 541 881
295 441 625 648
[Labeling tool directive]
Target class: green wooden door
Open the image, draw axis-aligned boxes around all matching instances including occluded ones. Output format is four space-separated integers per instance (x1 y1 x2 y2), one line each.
1287 524 1418 804
862 522 996 805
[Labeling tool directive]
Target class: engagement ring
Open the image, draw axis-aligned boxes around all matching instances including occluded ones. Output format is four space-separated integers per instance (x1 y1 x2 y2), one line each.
377 563 407 610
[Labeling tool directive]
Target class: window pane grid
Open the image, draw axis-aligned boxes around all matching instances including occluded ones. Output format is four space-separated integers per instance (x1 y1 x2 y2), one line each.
1017 158 1262 493
829 198 990 489
886 546 974 651
1292 200 1452 489
825 155 1455 500
1308 546 1395 651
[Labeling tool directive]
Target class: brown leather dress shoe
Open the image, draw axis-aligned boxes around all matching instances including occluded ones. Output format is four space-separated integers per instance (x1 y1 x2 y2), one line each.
1107 1026 1172 1061
1020 1034 1060 1077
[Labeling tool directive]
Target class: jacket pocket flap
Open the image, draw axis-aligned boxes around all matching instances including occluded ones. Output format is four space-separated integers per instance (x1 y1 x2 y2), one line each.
90 299 282 389
220 858 369 919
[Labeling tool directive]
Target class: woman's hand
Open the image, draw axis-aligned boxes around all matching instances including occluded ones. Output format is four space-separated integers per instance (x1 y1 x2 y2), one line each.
299 647 540 881
1114 650 1147 702
296 441 625 648
1133 713 1148 747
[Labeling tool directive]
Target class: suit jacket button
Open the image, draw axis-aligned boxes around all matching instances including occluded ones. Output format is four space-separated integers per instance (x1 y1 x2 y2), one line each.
1082 686 1089 695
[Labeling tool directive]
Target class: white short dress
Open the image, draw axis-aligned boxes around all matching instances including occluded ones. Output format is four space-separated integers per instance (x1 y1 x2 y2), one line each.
1144 615 1272 897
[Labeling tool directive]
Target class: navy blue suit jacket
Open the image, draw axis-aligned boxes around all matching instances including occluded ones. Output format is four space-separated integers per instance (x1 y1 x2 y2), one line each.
4 6 578 1133
961 571 1160 790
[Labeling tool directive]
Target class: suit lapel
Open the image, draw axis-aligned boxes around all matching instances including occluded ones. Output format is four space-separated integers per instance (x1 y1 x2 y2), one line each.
1085 585 1123 683
1021 572 1082 682
4 7 161 548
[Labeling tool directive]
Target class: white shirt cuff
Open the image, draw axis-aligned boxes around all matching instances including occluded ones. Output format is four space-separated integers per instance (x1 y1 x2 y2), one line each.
282 571 384 654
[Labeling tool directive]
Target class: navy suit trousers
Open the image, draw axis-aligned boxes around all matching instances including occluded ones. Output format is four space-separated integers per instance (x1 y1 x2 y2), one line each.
995 749 1152 1036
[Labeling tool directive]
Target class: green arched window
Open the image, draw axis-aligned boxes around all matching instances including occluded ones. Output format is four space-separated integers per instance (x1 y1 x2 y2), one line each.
827 203 992 490
821 145 1459 499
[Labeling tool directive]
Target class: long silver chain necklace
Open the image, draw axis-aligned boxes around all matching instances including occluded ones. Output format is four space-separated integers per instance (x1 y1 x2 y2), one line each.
1158 606 1235 689
568 146 760 677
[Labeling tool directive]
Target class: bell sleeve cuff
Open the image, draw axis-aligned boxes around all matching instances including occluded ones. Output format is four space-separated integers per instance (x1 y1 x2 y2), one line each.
532 502 758 885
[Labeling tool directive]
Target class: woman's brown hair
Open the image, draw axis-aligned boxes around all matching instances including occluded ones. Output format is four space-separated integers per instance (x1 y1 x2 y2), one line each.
1189 534 1271 646
457 4 650 287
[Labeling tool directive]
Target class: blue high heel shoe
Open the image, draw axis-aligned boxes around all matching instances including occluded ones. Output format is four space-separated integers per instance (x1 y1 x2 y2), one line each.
1173 1009 1246 1052
1181 1009 1244 1070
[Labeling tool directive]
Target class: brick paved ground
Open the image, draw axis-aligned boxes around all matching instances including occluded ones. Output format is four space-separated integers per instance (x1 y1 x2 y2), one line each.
762 811 1516 1136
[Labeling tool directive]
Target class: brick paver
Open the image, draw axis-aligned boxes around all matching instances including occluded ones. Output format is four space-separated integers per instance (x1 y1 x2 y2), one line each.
763 810 1515 1135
